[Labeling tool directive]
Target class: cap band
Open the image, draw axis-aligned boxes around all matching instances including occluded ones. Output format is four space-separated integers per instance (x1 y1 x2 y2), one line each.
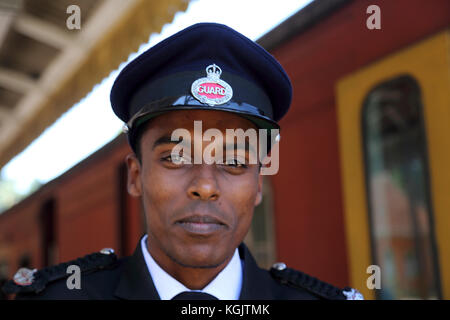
128 70 274 125
127 96 277 129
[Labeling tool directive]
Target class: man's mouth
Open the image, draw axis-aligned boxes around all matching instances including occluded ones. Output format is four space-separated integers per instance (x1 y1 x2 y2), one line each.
175 215 227 235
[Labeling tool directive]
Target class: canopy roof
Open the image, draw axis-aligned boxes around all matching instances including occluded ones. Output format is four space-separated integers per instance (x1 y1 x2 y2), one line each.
0 0 190 168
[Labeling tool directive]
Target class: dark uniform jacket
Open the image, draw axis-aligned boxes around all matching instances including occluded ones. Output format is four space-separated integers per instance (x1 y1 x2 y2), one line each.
3 242 360 300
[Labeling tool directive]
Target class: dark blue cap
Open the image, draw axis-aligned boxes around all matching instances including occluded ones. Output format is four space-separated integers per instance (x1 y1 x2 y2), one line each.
110 23 292 147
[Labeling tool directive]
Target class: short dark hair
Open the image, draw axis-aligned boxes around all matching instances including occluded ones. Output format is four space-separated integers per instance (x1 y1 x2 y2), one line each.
129 119 154 162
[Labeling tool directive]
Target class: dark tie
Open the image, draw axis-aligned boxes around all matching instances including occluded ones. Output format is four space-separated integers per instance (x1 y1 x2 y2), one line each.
171 291 218 300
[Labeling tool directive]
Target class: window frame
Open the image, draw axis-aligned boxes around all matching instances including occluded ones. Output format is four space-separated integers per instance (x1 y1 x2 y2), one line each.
361 75 441 299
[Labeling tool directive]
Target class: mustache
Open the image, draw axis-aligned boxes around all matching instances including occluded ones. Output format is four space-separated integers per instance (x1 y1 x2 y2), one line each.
173 203 229 226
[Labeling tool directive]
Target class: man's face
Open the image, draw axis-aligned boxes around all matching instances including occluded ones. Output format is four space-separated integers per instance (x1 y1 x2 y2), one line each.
127 110 263 269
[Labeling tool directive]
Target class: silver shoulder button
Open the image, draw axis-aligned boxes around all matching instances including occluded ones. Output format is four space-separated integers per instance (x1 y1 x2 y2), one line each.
272 262 287 271
100 248 115 255
342 288 364 300
13 268 37 286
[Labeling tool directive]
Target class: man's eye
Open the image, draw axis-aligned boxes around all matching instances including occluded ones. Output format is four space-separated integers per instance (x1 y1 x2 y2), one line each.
162 154 190 164
224 158 247 168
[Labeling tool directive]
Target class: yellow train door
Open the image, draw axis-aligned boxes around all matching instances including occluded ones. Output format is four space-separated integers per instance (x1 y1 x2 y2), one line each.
336 29 450 300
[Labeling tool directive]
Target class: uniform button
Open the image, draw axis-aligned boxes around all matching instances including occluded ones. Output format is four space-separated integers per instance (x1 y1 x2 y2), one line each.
100 248 115 255
272 262 287 271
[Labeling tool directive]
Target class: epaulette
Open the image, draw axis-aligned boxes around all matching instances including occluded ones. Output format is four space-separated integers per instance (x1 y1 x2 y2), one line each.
270 262 364 300
2 248 117 295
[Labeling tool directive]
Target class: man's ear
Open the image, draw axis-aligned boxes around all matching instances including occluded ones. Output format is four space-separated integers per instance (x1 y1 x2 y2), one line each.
254 174 263 206
126 153 142 197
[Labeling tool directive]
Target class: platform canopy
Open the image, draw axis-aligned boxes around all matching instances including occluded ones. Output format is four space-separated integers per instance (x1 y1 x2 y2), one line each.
0 0 190 169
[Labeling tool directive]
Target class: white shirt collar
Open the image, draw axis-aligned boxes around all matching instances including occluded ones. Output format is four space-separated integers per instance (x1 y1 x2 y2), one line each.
140 235 242 300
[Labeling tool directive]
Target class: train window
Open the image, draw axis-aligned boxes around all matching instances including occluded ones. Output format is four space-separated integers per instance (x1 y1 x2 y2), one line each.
362 75 440 299
244 177 276 269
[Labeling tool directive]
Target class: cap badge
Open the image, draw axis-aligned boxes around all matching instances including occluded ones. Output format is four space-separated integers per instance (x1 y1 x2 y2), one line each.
191 64 233 106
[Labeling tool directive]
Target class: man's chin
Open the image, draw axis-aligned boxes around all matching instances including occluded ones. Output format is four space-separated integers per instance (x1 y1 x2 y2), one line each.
169 246 231 269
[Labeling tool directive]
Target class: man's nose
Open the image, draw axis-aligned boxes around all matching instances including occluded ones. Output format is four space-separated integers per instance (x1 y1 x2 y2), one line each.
187 165 220 201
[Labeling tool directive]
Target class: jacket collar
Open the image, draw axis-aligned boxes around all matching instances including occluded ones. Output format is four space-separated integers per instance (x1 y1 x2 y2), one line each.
114 239 274 300
114 240 160 300
238 243 275 299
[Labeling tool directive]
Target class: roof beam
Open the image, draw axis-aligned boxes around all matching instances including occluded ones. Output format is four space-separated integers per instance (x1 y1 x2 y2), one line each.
0 10 15 48
0 67 36 93
0 0 23 46
13 13 74 49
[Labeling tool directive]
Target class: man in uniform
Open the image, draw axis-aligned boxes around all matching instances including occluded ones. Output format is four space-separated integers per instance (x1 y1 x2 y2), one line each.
3 23 362 300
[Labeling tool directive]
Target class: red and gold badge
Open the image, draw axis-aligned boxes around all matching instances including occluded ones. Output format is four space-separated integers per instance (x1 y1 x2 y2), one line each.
191 64 233 106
